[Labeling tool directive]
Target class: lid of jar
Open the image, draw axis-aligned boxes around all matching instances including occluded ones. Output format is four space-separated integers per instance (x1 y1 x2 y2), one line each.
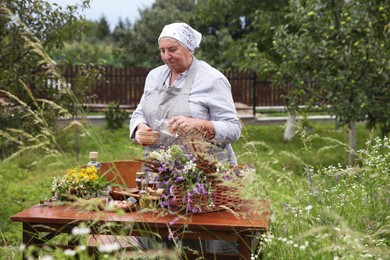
136 171 145 176
89 151 98 159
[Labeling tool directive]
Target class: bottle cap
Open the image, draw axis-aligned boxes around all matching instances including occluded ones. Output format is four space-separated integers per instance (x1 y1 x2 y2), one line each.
136 171 145 176
89 151 98 159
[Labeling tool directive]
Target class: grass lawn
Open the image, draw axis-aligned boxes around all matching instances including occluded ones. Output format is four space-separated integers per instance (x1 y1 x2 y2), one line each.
1 121 388 259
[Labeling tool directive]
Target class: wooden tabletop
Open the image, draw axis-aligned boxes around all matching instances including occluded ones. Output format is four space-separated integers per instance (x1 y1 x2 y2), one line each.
11 200 269 232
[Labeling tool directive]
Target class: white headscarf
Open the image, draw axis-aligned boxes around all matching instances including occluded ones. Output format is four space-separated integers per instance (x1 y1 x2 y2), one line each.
158 22 202 52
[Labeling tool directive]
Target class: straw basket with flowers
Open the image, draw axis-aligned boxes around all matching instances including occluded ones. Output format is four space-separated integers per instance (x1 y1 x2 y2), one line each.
142 144 249 213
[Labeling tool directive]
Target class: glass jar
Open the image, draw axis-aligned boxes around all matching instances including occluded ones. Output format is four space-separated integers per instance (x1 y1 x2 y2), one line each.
147 172 158 189
136 172 147 194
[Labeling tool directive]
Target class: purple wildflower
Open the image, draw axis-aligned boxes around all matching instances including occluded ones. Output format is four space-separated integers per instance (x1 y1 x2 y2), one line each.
197 184 206 195
169 217 180 226
168 231 178 242
169 186 174 195
175 176 185 182
193 186 199 194
158 165 166 172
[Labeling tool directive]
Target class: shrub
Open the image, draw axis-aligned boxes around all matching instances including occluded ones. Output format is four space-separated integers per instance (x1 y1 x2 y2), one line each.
104 102 129 130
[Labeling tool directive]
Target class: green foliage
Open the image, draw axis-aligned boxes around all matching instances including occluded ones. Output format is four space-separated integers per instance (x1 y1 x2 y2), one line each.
57 64 104 117
0 102 25 159
51 38 120 65
116 0 197 68
104 102 130 130
234 0 389 164
0 0 97 157
196 0 289 70
49 0 290 70
235 123 375 173
254 136 389 259
0 0 88 101
269 0 390 135
0 88 71 162
1 123 387 258
96 15 111 40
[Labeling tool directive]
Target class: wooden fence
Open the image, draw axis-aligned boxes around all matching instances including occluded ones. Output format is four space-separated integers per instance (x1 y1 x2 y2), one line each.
63 65 291 113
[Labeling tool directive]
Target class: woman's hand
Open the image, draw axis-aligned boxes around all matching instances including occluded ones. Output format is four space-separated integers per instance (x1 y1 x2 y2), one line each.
169 116 215 139
135 123 152 146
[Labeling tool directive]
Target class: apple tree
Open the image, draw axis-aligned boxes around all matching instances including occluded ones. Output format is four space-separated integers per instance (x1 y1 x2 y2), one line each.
253 0 389 164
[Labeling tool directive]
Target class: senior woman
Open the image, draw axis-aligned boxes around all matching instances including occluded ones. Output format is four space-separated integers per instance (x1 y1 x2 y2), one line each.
130 22 241 165
129 22 241 253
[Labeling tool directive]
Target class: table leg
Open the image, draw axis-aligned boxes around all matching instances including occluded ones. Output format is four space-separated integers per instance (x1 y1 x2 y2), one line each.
237 232 252 260
22 222 43 260
22 222 42 246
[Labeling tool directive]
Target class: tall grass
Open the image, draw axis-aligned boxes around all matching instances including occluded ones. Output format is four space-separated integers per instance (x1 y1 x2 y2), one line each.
0 120 388 259
248 136 389 259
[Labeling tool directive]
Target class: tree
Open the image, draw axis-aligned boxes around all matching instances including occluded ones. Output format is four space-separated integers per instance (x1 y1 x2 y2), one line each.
96 15 111 40
195 0 289 70
0 0 88 114
51 18 123 65
112 17 127 42
117 0 197 68
117 0 289 70
265 0 390 164
0 0 97 159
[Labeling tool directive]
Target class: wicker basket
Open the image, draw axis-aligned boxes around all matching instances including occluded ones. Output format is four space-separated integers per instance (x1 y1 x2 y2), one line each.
169 174 242 213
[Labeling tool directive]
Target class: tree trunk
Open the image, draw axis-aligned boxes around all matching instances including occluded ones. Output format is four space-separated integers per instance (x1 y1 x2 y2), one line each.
284 114 296 141
348 121 357 165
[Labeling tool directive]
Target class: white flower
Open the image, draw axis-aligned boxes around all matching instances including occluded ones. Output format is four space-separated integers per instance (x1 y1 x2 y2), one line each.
98 242 120 253
64 249 76 256
19 244 26 251
305 205 313 212
149 151 164 161
72 226 91 235
77 245 87 251
41 255 53 260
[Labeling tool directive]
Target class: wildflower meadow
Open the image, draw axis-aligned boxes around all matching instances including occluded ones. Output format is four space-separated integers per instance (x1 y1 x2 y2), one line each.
1 122 389 259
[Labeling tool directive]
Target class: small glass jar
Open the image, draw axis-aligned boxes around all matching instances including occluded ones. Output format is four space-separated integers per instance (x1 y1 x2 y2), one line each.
148 172 158 189
136 172 148 194
135 172 144 191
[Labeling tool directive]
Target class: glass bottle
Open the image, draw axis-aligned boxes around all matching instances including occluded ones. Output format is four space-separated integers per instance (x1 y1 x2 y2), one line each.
138 172 148 195
135 172 144 191
86 151 101 174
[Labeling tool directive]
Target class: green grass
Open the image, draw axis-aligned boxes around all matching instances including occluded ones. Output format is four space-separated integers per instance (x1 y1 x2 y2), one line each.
1 122 388 259
235 122 372 171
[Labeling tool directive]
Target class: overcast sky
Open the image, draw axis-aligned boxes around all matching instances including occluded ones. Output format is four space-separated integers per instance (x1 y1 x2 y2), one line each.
49 0 155 31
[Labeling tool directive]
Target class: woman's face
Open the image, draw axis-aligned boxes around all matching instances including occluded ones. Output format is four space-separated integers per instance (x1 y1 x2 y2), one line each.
159 37 193 73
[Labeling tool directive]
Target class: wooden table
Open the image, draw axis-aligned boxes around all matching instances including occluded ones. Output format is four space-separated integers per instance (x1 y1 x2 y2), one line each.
11 200 269 259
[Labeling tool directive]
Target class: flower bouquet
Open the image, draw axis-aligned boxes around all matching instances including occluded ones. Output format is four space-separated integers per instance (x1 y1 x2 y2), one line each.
52 166 110 201
142 145 247 213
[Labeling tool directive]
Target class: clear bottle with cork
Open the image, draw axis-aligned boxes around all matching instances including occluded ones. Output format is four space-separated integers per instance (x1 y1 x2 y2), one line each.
86 151 101 174
137 172 148 195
